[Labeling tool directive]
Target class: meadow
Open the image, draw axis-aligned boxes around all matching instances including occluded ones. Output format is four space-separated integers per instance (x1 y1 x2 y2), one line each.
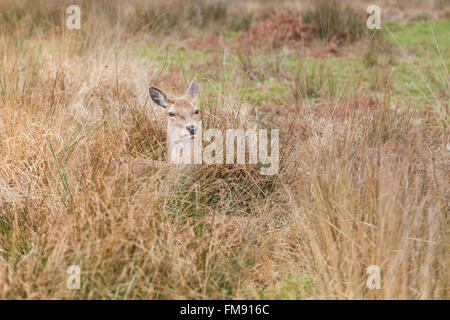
0 0 448 299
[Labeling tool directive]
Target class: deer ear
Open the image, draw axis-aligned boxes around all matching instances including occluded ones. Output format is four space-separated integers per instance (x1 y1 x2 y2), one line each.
149 86 168 108
184 77 198 100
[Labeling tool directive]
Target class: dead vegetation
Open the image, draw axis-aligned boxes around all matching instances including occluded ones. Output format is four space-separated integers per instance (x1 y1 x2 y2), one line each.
248 11 317 48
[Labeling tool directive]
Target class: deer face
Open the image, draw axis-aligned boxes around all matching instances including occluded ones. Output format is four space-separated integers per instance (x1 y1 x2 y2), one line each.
149 78 200 142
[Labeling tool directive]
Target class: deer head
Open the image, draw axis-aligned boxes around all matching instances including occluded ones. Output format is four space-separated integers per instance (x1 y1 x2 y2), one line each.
149 77 201 163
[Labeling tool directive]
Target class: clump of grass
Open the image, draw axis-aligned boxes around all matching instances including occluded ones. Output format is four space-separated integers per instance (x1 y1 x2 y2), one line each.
292 62 338 103
363 30 394 68
303 0 366 43
131 0 253 34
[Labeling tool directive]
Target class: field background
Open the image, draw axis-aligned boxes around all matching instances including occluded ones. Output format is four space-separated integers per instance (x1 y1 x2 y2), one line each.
0 0 448 299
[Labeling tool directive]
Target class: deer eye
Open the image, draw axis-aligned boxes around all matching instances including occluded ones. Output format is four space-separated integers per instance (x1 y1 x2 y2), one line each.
167 112 175 117
194 109 200 115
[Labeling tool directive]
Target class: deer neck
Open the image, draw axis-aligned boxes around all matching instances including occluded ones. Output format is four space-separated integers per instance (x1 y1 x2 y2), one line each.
167 125 194 164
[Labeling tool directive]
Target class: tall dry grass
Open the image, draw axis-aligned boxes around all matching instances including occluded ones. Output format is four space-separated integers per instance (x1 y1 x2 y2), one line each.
0 0 448 299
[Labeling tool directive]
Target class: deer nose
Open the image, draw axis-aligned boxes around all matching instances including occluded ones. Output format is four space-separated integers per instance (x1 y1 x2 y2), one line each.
186 125 197 136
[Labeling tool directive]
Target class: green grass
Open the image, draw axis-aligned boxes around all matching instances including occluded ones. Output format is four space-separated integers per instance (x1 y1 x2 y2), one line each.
126 20 448 109
387 20 450 52
387 21 449 107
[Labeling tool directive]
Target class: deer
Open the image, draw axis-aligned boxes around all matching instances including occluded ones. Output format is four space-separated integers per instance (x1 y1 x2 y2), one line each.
110 78 201 185
149 77 201 166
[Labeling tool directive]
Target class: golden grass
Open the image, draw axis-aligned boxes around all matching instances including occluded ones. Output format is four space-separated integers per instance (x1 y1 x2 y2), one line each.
0 0 448 299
